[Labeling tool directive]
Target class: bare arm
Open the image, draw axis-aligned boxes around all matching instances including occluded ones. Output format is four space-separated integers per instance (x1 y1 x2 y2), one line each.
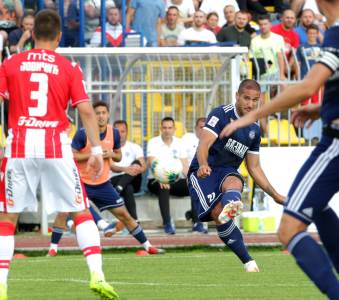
111 156 147 174
245 153 285 204
13 0 23 18
196 129 217 178
181 157 189 177
126 7 135 29
220 63 332 137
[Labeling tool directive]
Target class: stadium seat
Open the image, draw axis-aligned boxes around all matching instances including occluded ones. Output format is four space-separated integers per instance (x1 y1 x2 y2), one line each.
175 121 186 138
267 119 305 145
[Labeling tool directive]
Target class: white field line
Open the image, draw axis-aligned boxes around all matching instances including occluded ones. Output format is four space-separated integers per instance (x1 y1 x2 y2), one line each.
14 253 287 264
9 277 312 288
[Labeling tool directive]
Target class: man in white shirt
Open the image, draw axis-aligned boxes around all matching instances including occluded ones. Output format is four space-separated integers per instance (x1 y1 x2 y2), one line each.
181 117 208 234
147 117 189 234
177 10 217 46
166 0 195 26
200 0 239 27
110 120 147 221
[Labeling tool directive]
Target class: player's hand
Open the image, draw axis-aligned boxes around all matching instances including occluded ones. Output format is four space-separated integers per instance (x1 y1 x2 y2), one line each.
274 193 285 205
125 165 141 176
160 183 170 189
197 164 211 178
291 104 320 128
102 149 112 159
87 154 104 179
220 113 256 138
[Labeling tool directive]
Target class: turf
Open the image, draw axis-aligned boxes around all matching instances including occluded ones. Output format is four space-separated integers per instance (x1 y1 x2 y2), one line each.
8 248 325 300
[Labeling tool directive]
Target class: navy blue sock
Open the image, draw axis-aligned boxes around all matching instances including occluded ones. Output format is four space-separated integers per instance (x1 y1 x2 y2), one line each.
51 227 64 245
288 232 339 299
89 206 102 224
217 221 252 264
130 224 147 244
314 207 339 273
220 190 241 207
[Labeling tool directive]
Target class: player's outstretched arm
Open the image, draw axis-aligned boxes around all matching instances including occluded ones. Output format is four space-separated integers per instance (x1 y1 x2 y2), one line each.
245 153 285 205
77 101 103 178
291 104 321 128
196 129 216 178
220 63 332 138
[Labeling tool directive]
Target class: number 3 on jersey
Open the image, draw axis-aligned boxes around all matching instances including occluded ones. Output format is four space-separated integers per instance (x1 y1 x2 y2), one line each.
29 73 48 117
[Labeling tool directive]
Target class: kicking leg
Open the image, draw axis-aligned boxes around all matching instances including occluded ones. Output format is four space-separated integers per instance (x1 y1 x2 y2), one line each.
0 213 19 300
278 213 339 299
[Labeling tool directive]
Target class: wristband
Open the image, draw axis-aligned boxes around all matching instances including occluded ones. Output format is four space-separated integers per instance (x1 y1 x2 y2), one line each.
91 146 103 156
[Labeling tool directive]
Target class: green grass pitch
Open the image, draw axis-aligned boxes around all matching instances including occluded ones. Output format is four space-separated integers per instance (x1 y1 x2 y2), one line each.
8 248 325 300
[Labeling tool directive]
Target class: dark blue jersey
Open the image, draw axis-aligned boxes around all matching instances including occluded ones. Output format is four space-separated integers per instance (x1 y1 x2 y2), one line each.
318 22 339 126
72 127 121 151
189 104 261 171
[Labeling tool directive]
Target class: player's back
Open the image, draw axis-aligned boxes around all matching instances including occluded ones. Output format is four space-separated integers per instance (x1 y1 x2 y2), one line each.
0 48 88 158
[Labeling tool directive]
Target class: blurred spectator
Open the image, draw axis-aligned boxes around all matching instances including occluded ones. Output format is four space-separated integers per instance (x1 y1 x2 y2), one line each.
90 7 128 47
217 10 251 47
0 0 23 57
271 9 299 78
204 12 221 35
126 0 166 47
181 117 208 234
223 4 236 26
295 9 323 45
166 0 195 27
200 0 239 27
84 0 115 44
177 10 217 45
147 117 189 235
8 11 34 54
159 6 184 46
250 15 285 80
110 120 147 221
193 0 202 10
291 0 326 25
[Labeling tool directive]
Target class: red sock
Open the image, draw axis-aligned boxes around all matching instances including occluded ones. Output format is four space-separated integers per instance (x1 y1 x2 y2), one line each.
0 222 15 284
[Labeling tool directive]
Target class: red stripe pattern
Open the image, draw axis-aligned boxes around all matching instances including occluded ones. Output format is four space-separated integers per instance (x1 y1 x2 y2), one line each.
0 260 10 269
0 222 16 236
0 158 7 212
82 246 101 257
73 213 93 227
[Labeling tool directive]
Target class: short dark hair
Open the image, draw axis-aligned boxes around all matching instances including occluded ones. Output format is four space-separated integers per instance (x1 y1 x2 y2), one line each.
93 101 109 111
161 116 175 126
207 12 219 20
195 117 206 127
306 23 319 32
114 120 128 129
33 9 61 41
167 6 179 14
238 79 261 94
257 15 271 22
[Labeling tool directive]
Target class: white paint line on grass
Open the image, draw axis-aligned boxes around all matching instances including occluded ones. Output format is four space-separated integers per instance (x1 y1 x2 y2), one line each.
9 277 312 288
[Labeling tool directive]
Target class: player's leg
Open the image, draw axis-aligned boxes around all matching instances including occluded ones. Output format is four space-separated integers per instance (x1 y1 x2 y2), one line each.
0 213 18 300
110 206 164 254
88 205 117 238
211 175 258 272
47 212 69 257
313 206 339 273
120 184 138 221
278 214 339 299
42 159 119 299
281 139 339 299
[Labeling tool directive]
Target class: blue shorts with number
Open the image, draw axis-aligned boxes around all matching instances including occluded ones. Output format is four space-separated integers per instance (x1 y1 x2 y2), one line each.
187 167 244 222
284 135 339 224
85 181 124 212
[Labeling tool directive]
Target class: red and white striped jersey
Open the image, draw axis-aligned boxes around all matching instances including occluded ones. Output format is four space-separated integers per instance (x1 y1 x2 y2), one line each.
0 48 89 158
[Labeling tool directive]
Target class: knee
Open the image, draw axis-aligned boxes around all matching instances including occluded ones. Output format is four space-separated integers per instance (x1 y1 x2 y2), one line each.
277 214 307 246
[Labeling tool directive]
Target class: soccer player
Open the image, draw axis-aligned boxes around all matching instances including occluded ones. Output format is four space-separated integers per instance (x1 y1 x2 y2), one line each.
220 0 339 297
187 79 284 272
73 101 164 255
0 10 118 300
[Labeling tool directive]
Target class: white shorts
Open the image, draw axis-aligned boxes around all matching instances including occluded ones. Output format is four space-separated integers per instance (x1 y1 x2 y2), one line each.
0 158 89 214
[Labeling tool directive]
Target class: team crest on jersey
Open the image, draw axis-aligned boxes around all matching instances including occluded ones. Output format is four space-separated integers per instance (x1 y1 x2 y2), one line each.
75 195 83 204
249 130 256 140
207 116 219 127
7 199 14 207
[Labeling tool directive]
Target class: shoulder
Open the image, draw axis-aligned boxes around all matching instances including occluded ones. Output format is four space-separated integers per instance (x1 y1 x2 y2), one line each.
322 25 339 50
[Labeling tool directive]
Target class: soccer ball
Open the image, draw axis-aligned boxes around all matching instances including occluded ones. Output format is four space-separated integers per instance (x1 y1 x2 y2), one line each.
151 157 183 184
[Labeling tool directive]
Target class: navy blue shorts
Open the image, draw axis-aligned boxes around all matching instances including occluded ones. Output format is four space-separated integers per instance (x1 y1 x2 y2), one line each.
187 167 244 222
84 181 124 211
284 135 339 224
